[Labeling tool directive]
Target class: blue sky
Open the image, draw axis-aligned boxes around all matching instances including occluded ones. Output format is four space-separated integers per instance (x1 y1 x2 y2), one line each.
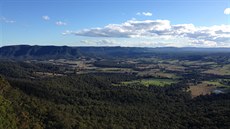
0 0 230 47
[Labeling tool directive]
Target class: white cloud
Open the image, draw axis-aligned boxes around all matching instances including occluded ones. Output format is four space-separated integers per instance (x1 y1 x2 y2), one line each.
64 19 230 47
0 17 15 23
142 12 152 16
80 39 118 46
42 16 50 21
80 40 92 44
68 19 171 38
224 8 230 15
62 30 72 35
56 21 67 26
95 39 116 45
136 12 152 16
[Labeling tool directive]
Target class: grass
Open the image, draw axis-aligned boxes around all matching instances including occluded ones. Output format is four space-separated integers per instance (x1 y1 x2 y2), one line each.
203 81 225 87
203 80 230 88
158 64 185 72
137 70 179 79
121 79 177 87
188 80 230 98
203 64 230 76
154 72 180 79
189 83 215 98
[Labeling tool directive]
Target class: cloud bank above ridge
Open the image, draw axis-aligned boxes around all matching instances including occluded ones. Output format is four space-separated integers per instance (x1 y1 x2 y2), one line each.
63 19 230 47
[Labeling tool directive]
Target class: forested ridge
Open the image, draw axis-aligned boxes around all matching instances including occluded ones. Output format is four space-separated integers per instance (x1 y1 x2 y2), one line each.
0 74 230 129
1 45 230 60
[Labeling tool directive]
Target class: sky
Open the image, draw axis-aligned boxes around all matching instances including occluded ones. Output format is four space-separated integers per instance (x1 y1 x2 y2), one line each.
0 0 230 47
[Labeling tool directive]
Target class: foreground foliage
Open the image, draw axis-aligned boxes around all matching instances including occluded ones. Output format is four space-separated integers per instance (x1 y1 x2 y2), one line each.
0 74 229 129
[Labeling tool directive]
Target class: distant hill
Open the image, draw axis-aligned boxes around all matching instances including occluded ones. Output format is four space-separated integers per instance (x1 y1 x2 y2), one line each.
0 45 144 59
0 45 230 59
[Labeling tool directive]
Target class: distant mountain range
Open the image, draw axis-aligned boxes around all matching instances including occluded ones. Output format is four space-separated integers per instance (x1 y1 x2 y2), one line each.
0 45 230 59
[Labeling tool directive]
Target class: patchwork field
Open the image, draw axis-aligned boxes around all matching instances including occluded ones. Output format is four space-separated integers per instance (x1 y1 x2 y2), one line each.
189 80 230 98
28 56 230 98
189 83 215 98
203 64 230 76
120 79 177 87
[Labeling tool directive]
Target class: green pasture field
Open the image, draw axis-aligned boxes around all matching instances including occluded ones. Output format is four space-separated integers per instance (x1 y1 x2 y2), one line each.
121 79 177 87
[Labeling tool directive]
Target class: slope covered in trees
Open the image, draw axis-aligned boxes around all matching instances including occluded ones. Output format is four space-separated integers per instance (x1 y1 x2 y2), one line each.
0 73 229 129
0 76 17 129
